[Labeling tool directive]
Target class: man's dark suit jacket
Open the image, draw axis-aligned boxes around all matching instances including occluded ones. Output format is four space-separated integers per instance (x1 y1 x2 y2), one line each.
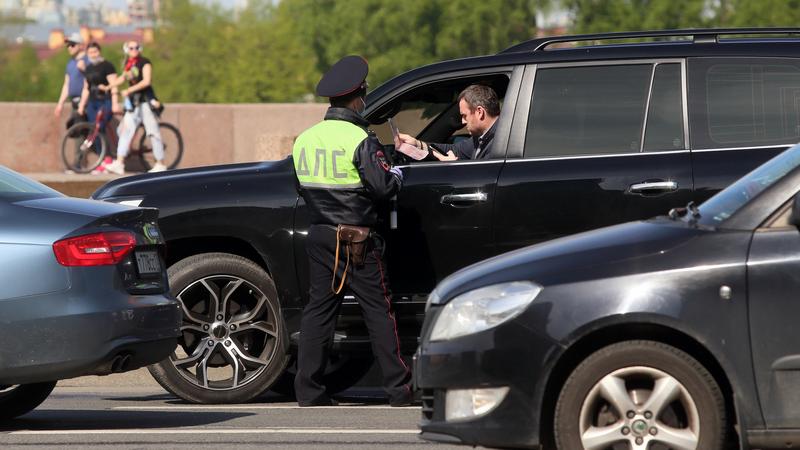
429 121 497 160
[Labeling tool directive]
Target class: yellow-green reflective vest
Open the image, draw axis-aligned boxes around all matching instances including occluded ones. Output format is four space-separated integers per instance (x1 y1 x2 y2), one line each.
292 120 367 189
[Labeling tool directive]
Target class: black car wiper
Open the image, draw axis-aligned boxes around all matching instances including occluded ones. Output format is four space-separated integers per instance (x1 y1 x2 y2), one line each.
668 206 686 220
686 201 701 218
668 201 701 221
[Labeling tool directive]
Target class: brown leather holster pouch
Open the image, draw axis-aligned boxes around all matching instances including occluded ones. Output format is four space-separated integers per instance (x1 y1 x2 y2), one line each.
332 224 371 294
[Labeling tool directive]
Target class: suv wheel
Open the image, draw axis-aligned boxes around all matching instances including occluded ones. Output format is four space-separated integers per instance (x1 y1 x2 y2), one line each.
148 253 289 403
554 340 726 450
0 382 57 420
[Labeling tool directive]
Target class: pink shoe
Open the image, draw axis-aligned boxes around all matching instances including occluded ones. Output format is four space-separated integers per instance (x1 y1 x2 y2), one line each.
91 157 114 175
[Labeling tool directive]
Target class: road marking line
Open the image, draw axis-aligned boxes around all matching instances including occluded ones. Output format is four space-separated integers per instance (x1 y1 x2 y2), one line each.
10 428 420 435
111 405 420 411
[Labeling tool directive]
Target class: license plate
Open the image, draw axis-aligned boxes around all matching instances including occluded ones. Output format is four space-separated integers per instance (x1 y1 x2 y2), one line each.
135 251 161 275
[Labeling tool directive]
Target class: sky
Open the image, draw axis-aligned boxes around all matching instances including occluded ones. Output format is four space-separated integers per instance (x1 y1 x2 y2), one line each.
63 0 130 8
62 0 241 9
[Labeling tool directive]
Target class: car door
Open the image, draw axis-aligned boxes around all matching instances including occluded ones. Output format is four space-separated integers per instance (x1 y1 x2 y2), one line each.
494 60 695 252
747 201 800 428
688 57 800 204
377 68 523 299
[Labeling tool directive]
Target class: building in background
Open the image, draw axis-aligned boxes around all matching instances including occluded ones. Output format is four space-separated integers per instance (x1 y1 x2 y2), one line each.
1 0 158 57
127 0 158 24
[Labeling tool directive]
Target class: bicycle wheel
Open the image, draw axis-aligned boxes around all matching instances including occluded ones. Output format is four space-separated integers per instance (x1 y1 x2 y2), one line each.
137 122 184 170
61 122 107 173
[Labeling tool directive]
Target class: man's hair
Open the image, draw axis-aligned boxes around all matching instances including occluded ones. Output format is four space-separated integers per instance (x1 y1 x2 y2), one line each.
330 85 367 108
458 85 500 117
87 42 102 51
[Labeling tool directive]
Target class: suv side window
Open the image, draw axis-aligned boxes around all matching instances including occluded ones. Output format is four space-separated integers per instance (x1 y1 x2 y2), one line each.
524 64 652 158
369 73 511 163
689 58 800 149
644 63 685 152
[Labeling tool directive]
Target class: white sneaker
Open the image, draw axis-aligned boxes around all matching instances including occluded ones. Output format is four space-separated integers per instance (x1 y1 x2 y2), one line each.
104 160 126 175
148 162 167 173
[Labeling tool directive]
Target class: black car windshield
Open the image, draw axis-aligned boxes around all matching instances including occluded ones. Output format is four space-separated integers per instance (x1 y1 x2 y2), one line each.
697 144 800 226
0 166 62 200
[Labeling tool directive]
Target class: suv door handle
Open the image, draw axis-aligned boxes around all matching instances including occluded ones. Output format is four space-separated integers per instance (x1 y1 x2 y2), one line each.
628 181 678 194
440 192 488 206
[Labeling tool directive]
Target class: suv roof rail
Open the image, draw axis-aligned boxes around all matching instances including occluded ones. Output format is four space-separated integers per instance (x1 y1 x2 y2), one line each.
500 27 800 53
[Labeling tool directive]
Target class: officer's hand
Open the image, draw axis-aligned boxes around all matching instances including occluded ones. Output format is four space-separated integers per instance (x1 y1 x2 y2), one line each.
389 166 404 182
397 133 421 148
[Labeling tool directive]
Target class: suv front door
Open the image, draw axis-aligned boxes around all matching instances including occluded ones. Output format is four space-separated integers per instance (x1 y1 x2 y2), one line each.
368 68 522 300
495 61 695 252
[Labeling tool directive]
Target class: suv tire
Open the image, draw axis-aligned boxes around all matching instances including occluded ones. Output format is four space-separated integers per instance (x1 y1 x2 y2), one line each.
554 340 726 450
148 253 289 403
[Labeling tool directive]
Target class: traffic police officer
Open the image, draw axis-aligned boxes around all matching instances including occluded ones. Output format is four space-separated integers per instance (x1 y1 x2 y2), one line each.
292 55 412 407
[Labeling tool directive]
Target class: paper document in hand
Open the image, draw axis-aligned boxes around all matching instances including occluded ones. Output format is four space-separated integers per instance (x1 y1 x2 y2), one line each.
388 118 428 161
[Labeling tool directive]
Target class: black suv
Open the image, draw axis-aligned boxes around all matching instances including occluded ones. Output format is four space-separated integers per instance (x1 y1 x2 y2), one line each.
93 28 800 404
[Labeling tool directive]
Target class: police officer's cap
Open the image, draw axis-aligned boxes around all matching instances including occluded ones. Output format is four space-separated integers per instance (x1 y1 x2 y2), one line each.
316 55 369 98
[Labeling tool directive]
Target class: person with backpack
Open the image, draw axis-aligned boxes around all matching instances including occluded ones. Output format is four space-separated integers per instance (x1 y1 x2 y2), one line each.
104 40 166 175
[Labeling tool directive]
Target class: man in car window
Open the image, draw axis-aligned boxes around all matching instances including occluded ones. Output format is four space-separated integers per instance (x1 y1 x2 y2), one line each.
398 84 500 161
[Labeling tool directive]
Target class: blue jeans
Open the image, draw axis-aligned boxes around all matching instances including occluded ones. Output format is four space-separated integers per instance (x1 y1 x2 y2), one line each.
86 98 112 132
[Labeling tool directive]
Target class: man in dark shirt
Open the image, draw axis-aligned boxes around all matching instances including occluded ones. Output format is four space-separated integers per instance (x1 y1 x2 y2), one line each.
398 84 500 160
77 42 117 133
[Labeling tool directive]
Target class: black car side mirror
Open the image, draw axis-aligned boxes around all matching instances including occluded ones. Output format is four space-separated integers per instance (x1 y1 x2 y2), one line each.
790 194 800 228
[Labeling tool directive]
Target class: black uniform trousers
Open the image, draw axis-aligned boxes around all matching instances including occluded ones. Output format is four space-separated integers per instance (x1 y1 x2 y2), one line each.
294 224 412 404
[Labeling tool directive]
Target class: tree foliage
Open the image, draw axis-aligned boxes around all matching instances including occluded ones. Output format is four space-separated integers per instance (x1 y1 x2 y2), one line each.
2 0 800 103
719 0 800 27
277 0 541 87
561 0 710 34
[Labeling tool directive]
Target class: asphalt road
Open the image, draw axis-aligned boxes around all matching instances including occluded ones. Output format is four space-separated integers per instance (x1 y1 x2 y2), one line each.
0 371 464 450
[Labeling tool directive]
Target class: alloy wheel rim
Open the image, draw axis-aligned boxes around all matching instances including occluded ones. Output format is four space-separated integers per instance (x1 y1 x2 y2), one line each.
171 275 280 391
578 366 700 450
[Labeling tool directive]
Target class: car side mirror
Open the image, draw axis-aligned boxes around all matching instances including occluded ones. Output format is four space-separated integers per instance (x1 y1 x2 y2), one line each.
790 194 800 229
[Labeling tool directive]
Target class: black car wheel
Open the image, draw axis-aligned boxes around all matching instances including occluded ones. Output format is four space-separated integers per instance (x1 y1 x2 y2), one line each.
148 253 289 403
554 340 726 450
0 382 57 420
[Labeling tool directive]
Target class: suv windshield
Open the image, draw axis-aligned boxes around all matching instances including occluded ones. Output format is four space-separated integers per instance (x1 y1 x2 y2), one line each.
0 166 62 200
697 144 800 225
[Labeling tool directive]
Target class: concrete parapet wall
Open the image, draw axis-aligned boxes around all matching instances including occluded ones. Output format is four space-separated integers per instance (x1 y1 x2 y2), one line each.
0 102 329 173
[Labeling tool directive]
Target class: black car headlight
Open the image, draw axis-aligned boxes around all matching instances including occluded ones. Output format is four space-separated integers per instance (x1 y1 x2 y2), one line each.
429 281 542 341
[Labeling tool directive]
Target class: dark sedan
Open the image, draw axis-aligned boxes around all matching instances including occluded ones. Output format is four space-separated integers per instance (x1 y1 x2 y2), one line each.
0 166 180 420
416 143 800 449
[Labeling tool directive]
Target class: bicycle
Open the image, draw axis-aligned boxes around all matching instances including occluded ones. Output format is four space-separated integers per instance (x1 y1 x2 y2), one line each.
61 108 183 174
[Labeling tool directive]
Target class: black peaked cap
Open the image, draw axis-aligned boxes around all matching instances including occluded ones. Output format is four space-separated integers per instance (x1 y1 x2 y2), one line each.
316 55 369 98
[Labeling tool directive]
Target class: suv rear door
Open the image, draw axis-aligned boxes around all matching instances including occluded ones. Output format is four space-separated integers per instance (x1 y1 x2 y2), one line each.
688 57 800 203
494 60 695 252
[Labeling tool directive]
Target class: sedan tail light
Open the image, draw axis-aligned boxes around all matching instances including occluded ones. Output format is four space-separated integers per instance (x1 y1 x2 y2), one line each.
53 231 136 266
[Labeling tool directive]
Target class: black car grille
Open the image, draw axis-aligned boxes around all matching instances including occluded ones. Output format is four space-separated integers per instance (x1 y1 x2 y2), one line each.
421 389 435 422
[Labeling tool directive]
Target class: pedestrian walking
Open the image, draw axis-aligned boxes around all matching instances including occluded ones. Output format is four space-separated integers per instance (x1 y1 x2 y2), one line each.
54 32 87 121
103 40 165 175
